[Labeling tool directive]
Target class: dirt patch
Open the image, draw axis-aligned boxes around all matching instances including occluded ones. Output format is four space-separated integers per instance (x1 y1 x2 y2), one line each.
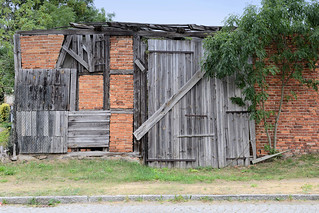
0 178 318 196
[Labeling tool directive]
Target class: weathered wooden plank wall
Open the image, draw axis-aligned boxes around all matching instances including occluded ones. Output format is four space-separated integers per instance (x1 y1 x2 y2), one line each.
16 69 76 111
16 111 68 153
146 39 256 168
15 68 76 153
67 111 110 148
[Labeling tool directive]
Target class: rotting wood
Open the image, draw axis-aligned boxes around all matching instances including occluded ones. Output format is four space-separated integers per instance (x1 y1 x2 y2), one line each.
252 150 290 164
134 69 205 141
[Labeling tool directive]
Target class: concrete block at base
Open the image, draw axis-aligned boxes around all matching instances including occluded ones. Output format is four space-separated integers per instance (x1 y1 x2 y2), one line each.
53 196 88 204
89 195 125 202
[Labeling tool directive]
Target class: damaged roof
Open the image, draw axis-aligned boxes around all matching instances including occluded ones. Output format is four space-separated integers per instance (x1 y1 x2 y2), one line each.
17 21 222 38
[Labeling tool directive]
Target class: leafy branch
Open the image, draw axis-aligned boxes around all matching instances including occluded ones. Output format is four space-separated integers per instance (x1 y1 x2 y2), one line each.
203 0 319 152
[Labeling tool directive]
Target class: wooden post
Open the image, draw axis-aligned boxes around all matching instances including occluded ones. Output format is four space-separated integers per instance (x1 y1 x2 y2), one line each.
103 35 110 110
13 34 21 154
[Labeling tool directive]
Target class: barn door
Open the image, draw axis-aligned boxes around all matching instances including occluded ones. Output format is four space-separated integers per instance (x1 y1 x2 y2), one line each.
140 39 256 168
15 69 76 153
146 39 218 168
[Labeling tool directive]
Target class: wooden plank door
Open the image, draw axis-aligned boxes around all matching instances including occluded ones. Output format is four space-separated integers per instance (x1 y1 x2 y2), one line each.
147 39 218 168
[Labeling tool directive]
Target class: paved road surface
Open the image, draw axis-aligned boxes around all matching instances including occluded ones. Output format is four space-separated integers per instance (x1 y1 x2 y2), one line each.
1 201 318 213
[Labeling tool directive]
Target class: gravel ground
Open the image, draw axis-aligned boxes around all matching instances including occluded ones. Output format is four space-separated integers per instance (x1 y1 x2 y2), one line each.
1 201 319 213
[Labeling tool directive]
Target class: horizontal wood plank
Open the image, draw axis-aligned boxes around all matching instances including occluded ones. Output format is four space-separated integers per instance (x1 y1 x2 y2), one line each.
177 134 215 138
110 69 134 75
67 111 110 148
67 142 109 148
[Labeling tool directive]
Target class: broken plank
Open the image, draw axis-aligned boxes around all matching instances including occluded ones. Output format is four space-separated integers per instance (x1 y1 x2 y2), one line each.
252 150 290 164
134 59 146 72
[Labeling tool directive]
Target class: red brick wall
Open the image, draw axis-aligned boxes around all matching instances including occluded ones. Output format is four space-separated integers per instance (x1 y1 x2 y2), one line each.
110 36 134 70
109 36 134 152
109 113 133 152
20 35 64 69
78 75 104 110
110 75 134 108
256 65 319 156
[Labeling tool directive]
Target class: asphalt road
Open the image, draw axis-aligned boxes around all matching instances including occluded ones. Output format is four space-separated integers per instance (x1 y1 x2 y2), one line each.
1 201 318 213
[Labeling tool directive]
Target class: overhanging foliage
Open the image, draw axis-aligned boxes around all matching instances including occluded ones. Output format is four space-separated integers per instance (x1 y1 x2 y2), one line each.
0 0 115 101
203 0 319 151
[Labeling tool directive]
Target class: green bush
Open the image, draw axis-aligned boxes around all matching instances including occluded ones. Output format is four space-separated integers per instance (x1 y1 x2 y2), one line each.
0 103 10 122
0 127 9 147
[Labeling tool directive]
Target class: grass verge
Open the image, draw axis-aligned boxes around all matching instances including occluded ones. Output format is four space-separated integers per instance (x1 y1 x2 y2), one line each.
0 154 318 196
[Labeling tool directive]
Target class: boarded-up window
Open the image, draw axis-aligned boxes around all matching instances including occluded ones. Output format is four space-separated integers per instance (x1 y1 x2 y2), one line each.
56 34 107 73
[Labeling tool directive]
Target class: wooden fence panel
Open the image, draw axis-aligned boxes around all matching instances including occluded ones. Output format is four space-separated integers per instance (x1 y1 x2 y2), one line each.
16 111 67 153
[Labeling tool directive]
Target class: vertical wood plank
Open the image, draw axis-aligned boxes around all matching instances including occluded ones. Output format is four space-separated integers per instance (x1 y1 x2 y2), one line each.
103 35 110 110
215 78 226 168
69 69 77 111
133 35 141 153
249 119 257 160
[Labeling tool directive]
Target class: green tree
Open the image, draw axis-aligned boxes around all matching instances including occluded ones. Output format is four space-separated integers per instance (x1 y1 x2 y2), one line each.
0 0 115 101
203 0 319 153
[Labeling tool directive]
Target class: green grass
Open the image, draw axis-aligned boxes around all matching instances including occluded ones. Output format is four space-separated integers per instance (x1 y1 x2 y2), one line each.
0 154 318 185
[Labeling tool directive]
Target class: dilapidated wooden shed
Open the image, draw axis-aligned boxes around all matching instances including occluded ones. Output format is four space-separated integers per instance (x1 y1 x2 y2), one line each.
13 22 256 168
